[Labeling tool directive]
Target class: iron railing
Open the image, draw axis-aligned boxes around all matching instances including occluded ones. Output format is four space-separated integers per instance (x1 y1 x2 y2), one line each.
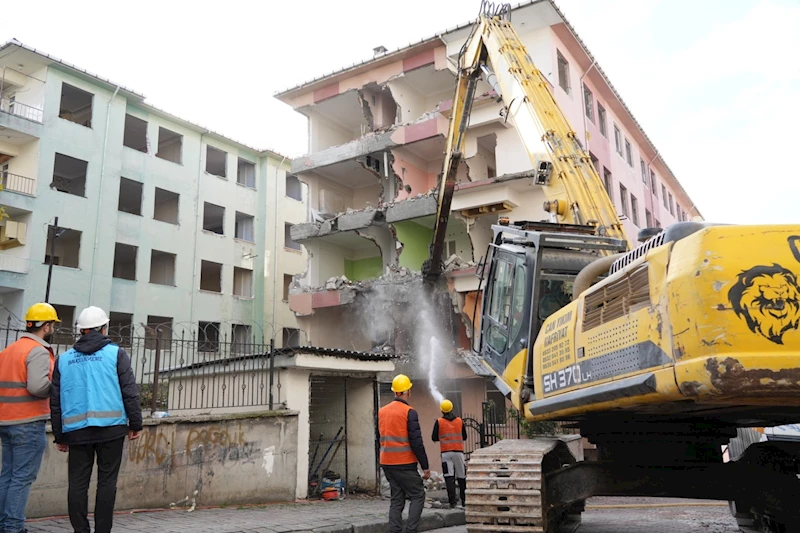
1 171 36 196
0 322 285 413
0 97 43 123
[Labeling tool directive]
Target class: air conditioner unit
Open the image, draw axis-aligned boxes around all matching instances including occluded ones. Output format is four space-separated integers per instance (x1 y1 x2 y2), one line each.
0 220 26 250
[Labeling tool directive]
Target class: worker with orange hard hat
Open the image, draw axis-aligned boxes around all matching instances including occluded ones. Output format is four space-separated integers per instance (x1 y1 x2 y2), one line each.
379 374 430 533
0 303 59 533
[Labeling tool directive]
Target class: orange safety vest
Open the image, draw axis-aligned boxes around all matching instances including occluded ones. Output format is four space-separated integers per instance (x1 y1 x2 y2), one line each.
0 337 53 423
379 400 418 466
438 417 464 453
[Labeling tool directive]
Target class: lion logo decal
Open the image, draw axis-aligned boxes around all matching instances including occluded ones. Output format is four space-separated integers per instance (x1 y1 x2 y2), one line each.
728 264 800 345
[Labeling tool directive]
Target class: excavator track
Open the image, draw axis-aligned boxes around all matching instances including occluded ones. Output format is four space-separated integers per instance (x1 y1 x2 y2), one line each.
466 438 582 533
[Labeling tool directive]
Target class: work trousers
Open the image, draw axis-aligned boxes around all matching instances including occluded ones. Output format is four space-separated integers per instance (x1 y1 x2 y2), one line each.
383 467 425 533
68 437 125 533
0 420 47 533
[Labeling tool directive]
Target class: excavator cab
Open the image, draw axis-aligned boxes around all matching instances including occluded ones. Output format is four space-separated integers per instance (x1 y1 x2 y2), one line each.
478 220 627 400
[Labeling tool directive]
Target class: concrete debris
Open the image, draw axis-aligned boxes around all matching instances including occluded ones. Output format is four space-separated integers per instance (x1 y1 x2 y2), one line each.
325 276 351 291
444 254 475 272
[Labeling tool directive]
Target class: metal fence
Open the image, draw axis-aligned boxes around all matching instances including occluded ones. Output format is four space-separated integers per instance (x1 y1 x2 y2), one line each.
0 322 284 413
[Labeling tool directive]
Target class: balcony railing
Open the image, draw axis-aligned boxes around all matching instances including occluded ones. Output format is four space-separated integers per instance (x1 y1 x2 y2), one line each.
1 172 35 196
0 97 43 124
0 254 28 274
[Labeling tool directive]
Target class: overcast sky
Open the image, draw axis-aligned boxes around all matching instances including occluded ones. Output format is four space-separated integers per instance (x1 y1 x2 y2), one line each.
3 0 798 225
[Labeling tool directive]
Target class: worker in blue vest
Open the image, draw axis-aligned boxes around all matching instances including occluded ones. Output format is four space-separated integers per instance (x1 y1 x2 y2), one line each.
50 306 142 533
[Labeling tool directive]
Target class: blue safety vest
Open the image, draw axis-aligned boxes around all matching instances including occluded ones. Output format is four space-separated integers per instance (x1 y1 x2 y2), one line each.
58 344 128 433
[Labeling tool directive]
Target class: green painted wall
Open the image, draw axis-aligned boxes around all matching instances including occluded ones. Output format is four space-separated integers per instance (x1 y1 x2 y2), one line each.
344 256 383 281
394 221 433 271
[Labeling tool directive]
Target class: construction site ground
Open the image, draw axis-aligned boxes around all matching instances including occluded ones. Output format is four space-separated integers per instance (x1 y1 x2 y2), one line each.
25 496 738 533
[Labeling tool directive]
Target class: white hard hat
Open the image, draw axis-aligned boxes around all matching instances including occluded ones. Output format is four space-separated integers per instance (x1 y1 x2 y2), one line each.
76 306 110 330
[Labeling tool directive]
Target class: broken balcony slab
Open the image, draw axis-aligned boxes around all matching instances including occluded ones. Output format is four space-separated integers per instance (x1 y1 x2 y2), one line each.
291 115 448 175
385 194 438 223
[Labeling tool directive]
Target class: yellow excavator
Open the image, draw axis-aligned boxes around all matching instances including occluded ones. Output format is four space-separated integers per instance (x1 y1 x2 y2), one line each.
423 2 800 531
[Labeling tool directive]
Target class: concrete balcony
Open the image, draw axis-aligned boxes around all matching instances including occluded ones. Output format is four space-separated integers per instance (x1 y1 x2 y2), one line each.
1 172 36 197
0 253 28 274
0 97 43 140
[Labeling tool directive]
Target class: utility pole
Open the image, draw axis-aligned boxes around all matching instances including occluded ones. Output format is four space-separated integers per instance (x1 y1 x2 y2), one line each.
44 217 59 303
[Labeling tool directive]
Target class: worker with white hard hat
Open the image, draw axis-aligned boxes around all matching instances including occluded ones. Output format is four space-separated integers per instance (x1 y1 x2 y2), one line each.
50 306 143 533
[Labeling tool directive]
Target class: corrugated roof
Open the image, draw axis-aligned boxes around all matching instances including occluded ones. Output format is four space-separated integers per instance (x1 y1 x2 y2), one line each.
272 0 701 218
0 40 291 161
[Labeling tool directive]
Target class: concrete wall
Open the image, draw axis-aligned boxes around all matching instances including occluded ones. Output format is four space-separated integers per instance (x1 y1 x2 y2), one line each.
25 412 298 518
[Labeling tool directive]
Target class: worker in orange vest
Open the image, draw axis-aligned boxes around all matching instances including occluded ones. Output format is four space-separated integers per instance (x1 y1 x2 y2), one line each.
379 374 430 533
0 303 59 533
432 399 467 508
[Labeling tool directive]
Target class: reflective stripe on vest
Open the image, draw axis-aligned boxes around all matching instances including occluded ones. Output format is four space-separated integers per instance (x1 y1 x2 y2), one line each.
58 344 128 433
0 337 53 423
379 400 418 465
438 417 464 452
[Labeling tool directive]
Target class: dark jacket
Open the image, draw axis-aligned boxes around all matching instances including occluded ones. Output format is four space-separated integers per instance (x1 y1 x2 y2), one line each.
382 398 429 471
431 411 468 443
50 331 143 445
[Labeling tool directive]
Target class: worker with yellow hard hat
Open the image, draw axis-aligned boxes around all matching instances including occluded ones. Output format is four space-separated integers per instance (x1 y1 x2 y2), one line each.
432 398 467 508
378 374 430 533
0 302 60 533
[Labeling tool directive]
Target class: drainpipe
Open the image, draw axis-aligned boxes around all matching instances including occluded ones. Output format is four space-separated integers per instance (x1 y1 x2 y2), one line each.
188 132 208 326
88 85 121 305
270 156 288 344
580 59 597 151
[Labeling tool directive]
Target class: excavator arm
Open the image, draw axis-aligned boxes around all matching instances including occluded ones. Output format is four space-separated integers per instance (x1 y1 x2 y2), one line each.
423 1 628 282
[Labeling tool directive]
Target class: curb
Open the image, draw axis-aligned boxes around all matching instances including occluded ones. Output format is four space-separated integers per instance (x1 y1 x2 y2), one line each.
321 508 465 533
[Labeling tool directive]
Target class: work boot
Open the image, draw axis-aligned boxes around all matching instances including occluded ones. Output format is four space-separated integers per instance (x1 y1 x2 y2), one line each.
444 476 457 508
458 477 467 508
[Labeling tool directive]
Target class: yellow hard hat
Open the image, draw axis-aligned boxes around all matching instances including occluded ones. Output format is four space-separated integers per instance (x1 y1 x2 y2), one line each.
391 374 413 393
24 303 61 324
440 399 453 413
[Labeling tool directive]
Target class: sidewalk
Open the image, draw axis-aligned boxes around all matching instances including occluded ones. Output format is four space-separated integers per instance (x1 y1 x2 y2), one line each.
26 498 466 533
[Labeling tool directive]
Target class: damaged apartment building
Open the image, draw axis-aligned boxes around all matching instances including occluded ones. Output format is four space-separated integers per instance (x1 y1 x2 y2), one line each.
276 0 702 461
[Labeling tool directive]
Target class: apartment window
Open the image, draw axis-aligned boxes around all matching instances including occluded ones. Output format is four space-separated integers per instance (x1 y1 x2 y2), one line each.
206 145 227 178
231 325 253 354
630 195 639 227
283 274 293 301
614 126 623 155
668 193 675 215
645 209 653 228
108 312 133 347
557 50 570 94
198 322 220 352
149 250 176 286
235 212 254 242
285 224 301 251
154 187 179 225
45 226 81 268
233 267 253 298
602 167 612 197
677 207 684 222
283 327 301 348
640 159 647 185
590 154 599 173
118 177 143 215
51 305 76 345
112 243 137 281
624 139 633 166
52 153 88 197
662 185 668 208
200 260 223 292
59 83 93 128
597 104 607 138
203 202 225 235
583 85 594 122
156 127 182 164
237 158 256 188
654 219 661 229
123 114 147 152
286 174 302 201
650 170 658 195
145 315 173 348
619 184 629 217
485 382 507 424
